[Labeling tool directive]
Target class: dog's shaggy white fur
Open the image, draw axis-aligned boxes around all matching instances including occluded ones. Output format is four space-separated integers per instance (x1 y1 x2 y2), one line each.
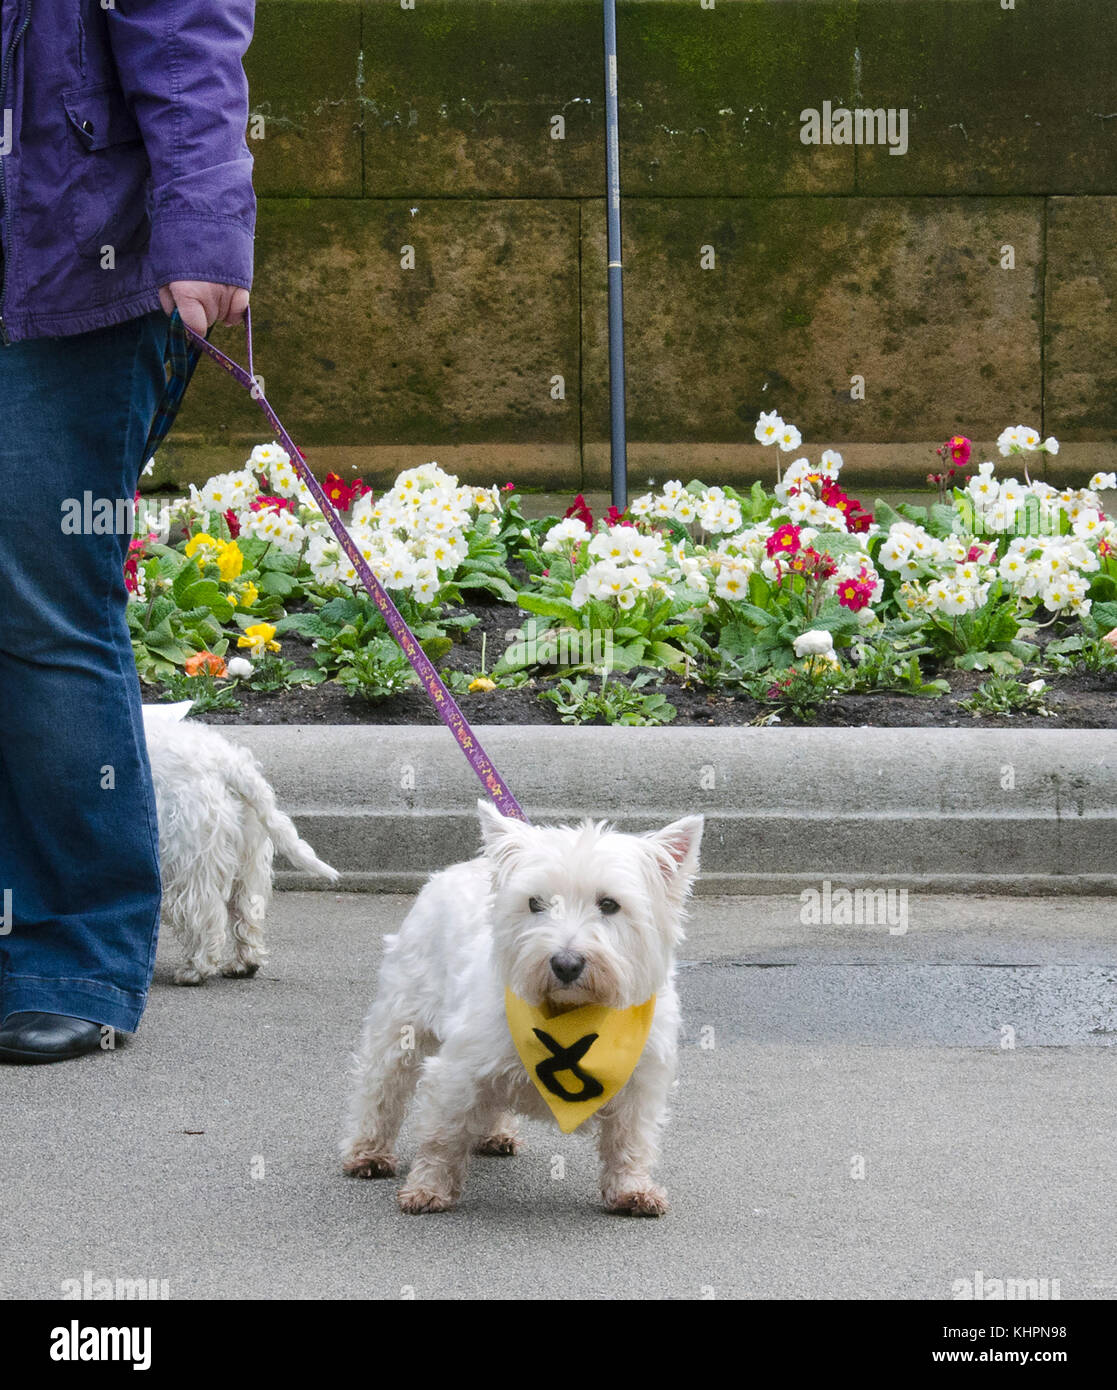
142 711 338 984
340 800 702 1216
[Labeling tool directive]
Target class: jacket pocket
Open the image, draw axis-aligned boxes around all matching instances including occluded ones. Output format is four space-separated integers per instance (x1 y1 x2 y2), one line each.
61 82 151 259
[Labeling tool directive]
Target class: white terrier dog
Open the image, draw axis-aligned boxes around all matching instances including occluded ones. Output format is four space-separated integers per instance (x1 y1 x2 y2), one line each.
142 710 339 984
340 800 702 1216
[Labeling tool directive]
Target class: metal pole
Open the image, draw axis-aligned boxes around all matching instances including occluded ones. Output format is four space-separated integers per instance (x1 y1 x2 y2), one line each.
603 0 627 511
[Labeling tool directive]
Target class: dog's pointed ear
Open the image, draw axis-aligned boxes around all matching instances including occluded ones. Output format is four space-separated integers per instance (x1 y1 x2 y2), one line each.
476 798 528 860
644 814 704 890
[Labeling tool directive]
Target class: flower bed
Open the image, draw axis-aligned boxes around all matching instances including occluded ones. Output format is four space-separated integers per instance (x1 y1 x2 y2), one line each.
130 418 1117 727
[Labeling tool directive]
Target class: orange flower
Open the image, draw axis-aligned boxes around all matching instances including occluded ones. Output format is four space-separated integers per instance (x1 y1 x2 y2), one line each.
184 651 228 678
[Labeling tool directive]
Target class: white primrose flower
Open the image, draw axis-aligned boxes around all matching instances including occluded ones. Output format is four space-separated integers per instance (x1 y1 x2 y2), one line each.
1073 511 1106 541
879 532 914 572
225 656 254 678
755 411 784 446
410 561 441 603
625 533 668 572
588 527 630 563
777 422 803 453
249 442 291 472
1089 472 1116 491
1041 579 1072 611
192 472 237 511
542 517 590 553
1043 437 1060 455
967 470 1000 505
714 562 751 601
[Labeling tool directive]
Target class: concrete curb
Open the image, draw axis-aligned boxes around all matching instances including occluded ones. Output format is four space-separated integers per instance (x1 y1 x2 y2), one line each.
215 725 1117 895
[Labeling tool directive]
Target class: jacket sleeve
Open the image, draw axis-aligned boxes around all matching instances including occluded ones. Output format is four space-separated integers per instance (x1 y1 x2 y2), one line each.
106 1 257 290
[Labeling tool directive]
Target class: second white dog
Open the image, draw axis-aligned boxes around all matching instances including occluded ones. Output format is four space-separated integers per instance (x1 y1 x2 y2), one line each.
143 710 339 985
341 800 702 1216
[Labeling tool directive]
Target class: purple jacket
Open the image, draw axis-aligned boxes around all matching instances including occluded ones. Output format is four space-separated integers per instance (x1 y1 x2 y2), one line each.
0 0 256 344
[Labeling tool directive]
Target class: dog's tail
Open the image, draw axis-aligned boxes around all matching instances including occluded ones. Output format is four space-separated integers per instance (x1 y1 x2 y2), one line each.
226 756 341 882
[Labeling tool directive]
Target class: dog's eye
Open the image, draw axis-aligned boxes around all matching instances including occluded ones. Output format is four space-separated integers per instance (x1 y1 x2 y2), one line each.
598 897 621 915
528 897 547 914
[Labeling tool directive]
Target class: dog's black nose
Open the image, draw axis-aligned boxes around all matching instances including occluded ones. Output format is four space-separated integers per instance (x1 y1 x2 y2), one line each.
550 950 586 985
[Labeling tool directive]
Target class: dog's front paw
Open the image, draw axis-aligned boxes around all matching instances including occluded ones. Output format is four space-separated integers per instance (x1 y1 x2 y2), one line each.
603 1183 669 1217
173 965 209 986
342 1145 398 1179
398 1182 456 1215
221 960 261 979
474 1132 521 1157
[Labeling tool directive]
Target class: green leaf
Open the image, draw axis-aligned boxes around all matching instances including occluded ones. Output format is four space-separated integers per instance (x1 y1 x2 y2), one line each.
419 636 452 663
871 499 908 533
956 649 1022 675
517 592 581 625
259 570 299 598
647 641 686 670
455 573 519 603
1092 600 1117 631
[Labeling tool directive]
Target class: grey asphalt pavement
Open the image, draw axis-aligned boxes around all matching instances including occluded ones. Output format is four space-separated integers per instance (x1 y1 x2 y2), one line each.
2 892 1114 1300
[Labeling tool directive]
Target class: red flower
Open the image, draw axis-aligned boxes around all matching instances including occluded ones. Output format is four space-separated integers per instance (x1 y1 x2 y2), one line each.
502 482 516 492
564 493 594 529
604 505 634 528
250 494 295 514
821 478 872 532
351 477 373 500
324 472 355 510
766 523 801 558
224 508 241 538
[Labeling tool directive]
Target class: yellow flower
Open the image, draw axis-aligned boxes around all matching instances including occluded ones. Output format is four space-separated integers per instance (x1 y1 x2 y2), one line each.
237 580 259 608
238 623 280 657
468 677 497 693
185 532 218 560
216 541 244 583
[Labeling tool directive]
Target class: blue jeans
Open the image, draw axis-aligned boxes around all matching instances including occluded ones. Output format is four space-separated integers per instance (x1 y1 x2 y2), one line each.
0 309 169 1033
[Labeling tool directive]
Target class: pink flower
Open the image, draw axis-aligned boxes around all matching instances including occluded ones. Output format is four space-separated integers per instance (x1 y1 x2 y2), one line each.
948 435 972 467
766 523 801 558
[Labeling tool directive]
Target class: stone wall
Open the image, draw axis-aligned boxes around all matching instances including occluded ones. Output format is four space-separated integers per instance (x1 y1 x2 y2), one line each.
157 0 1117 492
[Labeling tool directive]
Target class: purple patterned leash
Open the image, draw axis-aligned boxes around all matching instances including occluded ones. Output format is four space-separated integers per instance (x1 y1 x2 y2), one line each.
180 307 528 822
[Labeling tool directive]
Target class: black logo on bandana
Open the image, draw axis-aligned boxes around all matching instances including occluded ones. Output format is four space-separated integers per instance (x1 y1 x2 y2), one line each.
532 1028 606 1102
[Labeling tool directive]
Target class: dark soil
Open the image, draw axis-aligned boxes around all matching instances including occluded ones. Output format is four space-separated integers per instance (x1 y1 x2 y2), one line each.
188 595 1117 730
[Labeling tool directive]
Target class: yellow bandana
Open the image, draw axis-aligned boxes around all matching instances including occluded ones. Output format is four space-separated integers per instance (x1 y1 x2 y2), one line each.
505 989 656 1133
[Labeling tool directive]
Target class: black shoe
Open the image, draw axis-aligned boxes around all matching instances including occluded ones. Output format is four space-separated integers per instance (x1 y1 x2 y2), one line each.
0 1012 106 1064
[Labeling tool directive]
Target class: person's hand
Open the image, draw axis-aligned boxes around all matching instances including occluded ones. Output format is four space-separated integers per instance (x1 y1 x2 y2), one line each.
158 280 249 337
